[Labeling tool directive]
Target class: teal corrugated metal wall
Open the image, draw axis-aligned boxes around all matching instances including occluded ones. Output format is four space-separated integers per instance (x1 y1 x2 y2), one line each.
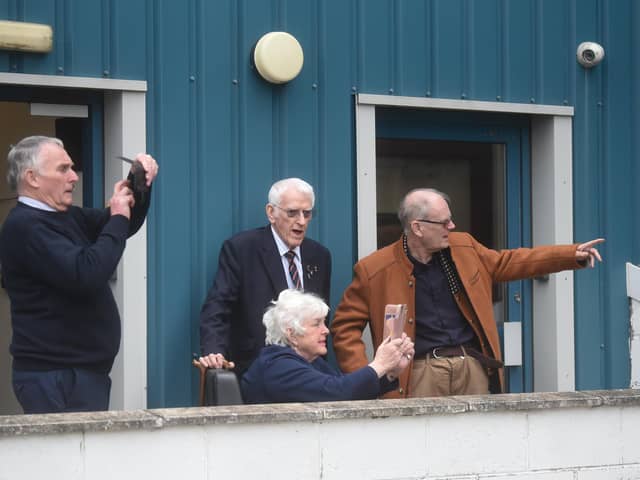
0 0 637 406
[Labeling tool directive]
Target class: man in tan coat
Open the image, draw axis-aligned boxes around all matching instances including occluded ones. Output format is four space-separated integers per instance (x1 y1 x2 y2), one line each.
331 188 603 398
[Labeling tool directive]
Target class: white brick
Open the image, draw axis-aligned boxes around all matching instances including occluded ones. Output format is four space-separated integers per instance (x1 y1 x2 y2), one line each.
206 422 321 479
320 417 428 480
528 408 623 469
84 427 206 480
0 433 84 480
622 408 640 463
426 411 528 476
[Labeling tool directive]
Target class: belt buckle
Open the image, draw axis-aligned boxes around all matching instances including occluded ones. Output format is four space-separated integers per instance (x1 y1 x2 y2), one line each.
431 346 465 359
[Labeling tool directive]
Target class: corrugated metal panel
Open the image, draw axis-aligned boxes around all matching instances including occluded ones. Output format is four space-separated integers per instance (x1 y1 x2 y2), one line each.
0 0 638 405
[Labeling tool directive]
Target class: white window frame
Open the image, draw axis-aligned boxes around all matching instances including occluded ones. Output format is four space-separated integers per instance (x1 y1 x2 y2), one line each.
0 72 148 409
355 93 575 392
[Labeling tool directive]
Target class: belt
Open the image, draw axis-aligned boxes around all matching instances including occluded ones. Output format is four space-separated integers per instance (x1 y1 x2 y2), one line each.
422 345 504 370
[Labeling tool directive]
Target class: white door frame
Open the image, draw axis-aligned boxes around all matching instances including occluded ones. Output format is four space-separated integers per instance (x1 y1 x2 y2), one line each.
355 94 575 392
0 73 149 409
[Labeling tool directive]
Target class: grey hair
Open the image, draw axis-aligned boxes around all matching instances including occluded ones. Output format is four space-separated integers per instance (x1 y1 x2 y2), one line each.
268 178 315 208
6 136 64 192
263 289 329 346
397 188 451 234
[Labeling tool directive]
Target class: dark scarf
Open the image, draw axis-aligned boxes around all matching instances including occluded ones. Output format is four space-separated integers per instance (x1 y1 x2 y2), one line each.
402 234 462 295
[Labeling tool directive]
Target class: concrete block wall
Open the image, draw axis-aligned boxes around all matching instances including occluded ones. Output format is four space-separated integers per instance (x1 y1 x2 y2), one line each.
0 390 638 479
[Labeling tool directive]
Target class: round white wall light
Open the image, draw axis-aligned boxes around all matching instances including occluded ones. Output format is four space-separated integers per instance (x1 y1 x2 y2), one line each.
254 32 304 84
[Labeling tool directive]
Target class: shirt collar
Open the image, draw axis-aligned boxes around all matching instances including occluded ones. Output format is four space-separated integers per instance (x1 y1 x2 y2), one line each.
270 226 301 258
18 196 57 212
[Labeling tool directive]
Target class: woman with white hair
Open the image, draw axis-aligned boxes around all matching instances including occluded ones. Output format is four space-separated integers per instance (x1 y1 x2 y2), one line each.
241 289 414 403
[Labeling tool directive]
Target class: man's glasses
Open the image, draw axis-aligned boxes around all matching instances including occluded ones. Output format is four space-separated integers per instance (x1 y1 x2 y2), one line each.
415 218 453 227
272 204 313 219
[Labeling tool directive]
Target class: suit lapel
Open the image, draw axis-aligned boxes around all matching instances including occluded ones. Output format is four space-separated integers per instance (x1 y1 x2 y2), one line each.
259 226 288 294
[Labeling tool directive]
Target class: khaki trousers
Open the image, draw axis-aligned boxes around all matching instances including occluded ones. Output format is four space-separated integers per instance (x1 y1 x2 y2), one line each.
409 355 489 397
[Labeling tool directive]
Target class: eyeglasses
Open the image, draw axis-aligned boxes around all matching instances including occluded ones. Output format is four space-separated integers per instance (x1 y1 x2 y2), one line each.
415 218 453 227
272 204 313 219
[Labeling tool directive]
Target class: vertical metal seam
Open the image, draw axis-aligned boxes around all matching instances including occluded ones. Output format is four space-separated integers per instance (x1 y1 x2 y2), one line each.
230 0 241 231
598 0 609 387
430 0 438 96
501 0 509 101
8 0 19 71
278 0 286 175
389 0 396 94
463 0 471 98
567 0 576 105
496 0 504 100
147 0 164 406
107 0 116 76
533 0 541 103
316 0 326 242
356 0 364 91
311 0 321 238
272 0 283 178
102 0 111 77
63 0 72 73
195 0 206 289
632 0 640 266
187 0 197 360
350 0 357 92
424 1 431 95
55 0 65 73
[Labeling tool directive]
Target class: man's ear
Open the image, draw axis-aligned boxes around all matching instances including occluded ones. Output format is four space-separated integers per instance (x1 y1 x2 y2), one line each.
266 203 276 223
410 221 422 237
23 169 39 189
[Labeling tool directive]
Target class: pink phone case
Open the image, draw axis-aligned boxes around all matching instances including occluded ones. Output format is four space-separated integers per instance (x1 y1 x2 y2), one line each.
383 304 407 339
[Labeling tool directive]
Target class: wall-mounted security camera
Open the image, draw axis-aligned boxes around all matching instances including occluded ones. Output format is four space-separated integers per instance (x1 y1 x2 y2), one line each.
576 42 605 68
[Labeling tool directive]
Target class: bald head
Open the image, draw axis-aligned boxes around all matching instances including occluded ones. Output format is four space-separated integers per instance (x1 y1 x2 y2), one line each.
398 188 450 234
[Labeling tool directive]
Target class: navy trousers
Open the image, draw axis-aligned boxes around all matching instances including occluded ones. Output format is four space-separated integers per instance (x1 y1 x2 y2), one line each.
12 368 111 414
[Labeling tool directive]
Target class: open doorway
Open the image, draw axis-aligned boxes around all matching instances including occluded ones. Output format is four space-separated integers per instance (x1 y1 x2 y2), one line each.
375 137 508 338
0 100 90 414
0 74 149 412
356 94 576 393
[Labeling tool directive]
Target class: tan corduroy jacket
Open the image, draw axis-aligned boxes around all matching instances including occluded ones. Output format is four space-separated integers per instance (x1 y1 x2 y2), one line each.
330 232 583 397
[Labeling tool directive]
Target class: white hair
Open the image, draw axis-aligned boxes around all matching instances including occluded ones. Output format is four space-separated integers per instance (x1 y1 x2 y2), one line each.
397 188 451 233
263 289 329 346
7 136 63 192
267 178 315 208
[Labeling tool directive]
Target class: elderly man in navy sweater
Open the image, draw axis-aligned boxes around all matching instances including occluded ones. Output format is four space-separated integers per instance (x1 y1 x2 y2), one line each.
0 135 158 414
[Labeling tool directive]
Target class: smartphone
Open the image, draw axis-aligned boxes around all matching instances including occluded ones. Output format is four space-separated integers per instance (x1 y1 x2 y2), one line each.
383 304 407 339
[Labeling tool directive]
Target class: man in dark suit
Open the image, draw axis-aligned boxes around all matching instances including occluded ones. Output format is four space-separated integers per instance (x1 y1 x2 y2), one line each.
198 178 331 377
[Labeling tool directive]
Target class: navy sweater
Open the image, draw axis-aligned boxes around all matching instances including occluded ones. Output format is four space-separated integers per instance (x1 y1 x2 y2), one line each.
0 197 149 373
241 345 397 404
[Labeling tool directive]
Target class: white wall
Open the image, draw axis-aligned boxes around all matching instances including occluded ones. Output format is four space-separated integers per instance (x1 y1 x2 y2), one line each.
1 390 638 480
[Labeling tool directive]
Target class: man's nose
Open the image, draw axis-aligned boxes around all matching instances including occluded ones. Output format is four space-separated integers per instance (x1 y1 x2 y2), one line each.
70 170 79 182
295 212 310 223
447 220 455 230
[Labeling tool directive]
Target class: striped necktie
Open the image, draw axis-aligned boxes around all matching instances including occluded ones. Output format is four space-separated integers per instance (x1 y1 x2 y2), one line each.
284 250 302 289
